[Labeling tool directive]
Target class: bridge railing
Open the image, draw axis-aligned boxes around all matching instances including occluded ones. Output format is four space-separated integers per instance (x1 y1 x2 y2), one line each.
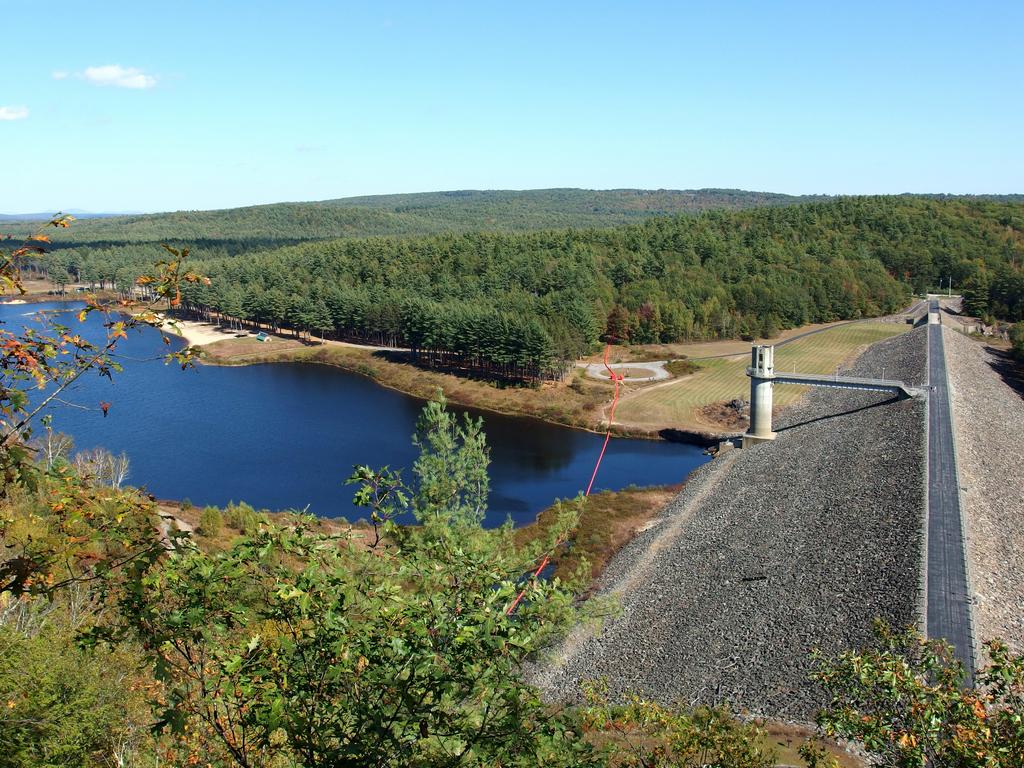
770 372 923 399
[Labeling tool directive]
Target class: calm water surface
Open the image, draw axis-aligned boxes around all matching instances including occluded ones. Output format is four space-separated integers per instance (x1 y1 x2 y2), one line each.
4 302 709 527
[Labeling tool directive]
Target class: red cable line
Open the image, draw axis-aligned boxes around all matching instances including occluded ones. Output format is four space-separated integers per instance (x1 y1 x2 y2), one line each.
505 341 621 615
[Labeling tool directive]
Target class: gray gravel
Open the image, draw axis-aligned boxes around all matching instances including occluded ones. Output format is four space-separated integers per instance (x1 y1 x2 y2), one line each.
537 328 928 718
582 360 671 382
943 329 1024 653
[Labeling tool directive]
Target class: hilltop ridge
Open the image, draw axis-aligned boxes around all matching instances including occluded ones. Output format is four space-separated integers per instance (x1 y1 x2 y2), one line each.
0 188 835 242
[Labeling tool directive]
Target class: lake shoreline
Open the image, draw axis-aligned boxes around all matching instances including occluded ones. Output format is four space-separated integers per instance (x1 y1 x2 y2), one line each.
11 297 891 447
5 299 711 525
4 295 731 444
4 299 711 525
161 320 626 437
164 480 688 580
191 332 727 446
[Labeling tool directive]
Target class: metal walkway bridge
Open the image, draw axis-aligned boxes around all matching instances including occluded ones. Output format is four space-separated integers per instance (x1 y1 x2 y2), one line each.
771 371 923 399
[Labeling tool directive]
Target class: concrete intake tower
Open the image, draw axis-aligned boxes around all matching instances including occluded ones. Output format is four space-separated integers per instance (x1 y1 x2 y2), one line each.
742 344 924 448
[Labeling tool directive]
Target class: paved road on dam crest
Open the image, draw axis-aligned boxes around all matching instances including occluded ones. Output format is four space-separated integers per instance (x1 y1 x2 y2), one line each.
926 299 975 678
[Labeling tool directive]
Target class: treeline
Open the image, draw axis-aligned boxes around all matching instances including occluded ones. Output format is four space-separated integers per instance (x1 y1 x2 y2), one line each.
165 223 895 382
178 286 573 381
961 268 1024 322
31 196 1024 383
169 199 917 380
5 188 830 244
8 190 1022 246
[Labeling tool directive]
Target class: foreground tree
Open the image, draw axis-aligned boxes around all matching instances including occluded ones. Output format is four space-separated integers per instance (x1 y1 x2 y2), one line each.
811 622 1024 767
1 222 205 598
93 396 598 767
0 587 151 767
72 446 131 489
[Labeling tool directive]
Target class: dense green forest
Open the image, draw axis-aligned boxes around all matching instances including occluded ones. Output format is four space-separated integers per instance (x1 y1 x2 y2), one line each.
3 188 832 243
23 196 1024 382
7 189 1022 243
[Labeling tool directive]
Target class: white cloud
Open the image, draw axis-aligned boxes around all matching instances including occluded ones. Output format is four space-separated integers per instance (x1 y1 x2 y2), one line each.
51 70 69 80
0 106 29 121
81 64 157 89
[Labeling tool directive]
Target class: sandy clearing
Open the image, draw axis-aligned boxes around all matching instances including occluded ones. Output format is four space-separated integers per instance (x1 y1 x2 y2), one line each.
159 317 247 347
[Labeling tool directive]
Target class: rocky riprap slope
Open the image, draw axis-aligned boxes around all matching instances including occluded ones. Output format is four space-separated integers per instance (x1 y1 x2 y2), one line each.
538 327 928 718
943 328 1024 653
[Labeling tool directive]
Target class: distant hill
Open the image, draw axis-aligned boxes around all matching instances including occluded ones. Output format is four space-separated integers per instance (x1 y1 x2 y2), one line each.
0 210 136 222
0 188 836 243
317 187 829 221
15 196 1023 369
6 188 1021 247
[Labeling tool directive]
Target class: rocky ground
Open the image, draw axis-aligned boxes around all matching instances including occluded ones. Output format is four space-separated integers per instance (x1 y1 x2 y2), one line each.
943 329 1024 654
537 328 928 719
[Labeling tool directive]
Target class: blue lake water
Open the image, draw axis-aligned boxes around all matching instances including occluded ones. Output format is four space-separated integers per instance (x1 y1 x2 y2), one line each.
2 301 709 527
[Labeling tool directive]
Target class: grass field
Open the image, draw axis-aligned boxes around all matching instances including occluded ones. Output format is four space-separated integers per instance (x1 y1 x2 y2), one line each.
585 320 852 363
614 321 909 433
200 319 909 437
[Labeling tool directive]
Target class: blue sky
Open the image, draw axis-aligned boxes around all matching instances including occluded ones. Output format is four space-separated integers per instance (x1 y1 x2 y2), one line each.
1 0 1021 213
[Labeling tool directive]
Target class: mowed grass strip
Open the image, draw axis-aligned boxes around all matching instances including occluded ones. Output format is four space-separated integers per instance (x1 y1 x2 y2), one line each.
615 322 909 431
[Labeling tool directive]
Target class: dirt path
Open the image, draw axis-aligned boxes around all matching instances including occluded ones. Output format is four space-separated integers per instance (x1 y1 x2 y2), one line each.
581 360 670 382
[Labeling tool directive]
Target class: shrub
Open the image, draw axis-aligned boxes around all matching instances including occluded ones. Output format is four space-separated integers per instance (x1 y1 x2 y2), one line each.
1010 321 1024 362
582 681 776 768
666 358 698 376
224 501 261 533
197 506 222 537
811 622 1024 767
0 597 149 767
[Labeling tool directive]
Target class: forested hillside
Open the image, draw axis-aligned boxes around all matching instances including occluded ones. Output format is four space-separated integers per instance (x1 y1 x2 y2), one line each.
167 197 1023 380
315 188 832 229
4 188 827 244
24 196 1024 382
7 190 1021 244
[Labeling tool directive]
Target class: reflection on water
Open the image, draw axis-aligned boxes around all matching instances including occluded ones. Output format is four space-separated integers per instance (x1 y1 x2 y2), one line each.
3 302 710 527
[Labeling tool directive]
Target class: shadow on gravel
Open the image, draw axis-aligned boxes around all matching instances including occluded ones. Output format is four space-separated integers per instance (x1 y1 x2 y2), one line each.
985 347 1024 401
775 396 902 433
